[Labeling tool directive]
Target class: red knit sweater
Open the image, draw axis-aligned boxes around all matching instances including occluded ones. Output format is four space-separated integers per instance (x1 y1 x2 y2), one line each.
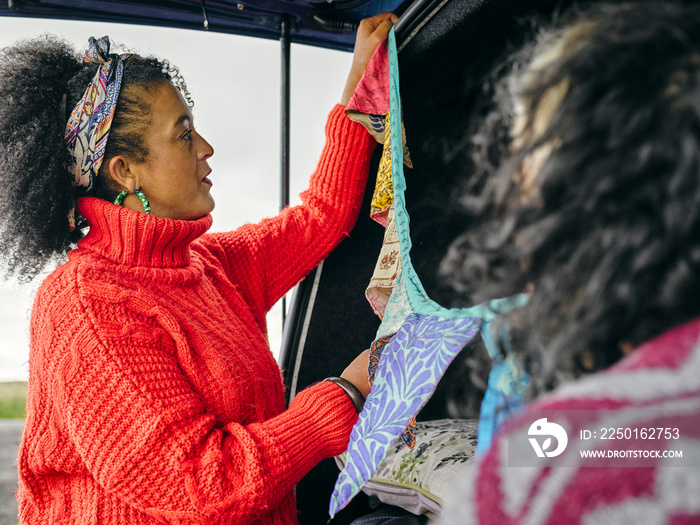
17 105 374 525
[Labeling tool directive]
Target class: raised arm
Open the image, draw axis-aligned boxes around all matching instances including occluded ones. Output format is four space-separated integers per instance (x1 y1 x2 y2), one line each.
204 13 397 315
204 105 374 314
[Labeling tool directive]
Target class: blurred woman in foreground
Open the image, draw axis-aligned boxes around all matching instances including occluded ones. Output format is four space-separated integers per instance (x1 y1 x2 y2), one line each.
438 2 700 523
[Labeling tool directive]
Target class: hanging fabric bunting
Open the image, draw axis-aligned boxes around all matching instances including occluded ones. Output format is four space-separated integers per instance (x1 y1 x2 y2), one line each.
329 27 527 517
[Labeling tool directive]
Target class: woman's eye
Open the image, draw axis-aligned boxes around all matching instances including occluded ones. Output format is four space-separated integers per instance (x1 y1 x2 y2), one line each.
182 129 192 141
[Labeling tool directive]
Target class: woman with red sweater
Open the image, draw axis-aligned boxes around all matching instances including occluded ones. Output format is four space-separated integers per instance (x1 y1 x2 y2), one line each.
0 13 396 524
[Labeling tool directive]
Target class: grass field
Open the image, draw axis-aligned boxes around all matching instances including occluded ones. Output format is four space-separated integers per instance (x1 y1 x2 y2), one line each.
0 382 26 419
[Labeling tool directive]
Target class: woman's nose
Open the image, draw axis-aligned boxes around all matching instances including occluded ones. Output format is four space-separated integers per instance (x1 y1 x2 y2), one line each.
197 131 214 159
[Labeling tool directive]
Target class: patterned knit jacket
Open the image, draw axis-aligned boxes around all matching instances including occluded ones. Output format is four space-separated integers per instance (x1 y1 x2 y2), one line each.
437 317 700 525
17 105 374 525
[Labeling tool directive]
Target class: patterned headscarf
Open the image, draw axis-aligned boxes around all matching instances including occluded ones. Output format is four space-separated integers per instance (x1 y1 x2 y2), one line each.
65 36 127 230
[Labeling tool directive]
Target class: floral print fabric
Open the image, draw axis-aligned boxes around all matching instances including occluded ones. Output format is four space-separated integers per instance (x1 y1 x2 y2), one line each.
370 115 397 225
366 205 401 317
65 36 126 192
336 419 479 517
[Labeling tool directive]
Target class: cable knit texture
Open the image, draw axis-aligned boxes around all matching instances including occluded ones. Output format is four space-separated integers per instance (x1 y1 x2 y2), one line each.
16 105 374 525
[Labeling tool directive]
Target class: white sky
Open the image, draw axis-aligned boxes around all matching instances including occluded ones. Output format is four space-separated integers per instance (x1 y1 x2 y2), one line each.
0 17 353 381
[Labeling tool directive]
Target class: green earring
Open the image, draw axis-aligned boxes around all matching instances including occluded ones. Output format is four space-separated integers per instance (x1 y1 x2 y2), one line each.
134 189 151 214
113 189 151 214
114 191 127 206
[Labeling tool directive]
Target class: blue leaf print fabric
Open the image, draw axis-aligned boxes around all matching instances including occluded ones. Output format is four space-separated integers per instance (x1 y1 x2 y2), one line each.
331 313 480 513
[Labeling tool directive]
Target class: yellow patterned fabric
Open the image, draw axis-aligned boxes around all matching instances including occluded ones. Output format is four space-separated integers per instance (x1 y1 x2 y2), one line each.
345 109 412 226
371 115 395 226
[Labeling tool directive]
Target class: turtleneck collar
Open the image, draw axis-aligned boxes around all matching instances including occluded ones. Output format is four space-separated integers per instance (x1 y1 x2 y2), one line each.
76 197 213 268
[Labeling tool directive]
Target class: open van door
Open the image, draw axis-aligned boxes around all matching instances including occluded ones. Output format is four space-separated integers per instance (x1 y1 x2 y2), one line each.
1 0 581 523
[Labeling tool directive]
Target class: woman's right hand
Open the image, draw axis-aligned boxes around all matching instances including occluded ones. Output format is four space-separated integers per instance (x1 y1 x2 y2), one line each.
340 12 398 106
340 348 372 399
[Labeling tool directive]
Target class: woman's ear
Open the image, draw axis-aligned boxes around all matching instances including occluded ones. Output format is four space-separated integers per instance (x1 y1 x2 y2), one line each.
107 155 137 193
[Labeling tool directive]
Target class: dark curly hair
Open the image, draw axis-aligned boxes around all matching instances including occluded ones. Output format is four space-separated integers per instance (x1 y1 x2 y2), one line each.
440 1 700 396
0 34 191 281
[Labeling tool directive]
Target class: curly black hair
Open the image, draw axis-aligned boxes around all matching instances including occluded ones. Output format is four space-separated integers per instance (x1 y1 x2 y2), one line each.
440 1 700 396
0 34 191 281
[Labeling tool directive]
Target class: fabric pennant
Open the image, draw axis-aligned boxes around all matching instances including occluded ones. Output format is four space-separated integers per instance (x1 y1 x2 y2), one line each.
330 313 480 516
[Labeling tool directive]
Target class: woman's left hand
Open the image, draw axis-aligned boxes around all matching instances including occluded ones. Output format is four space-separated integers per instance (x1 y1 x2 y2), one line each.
340 348 372 399
340 12 399 105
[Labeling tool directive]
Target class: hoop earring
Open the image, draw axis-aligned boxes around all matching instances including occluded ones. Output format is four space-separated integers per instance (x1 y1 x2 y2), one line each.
134 189 151 214
114 191 127 206
113 189 151 215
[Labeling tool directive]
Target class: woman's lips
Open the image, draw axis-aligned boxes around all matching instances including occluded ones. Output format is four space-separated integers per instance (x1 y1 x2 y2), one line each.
202 175 212 186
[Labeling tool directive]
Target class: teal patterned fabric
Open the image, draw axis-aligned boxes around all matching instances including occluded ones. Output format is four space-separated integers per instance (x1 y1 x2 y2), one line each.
329 28 524 517
475 319 530 456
